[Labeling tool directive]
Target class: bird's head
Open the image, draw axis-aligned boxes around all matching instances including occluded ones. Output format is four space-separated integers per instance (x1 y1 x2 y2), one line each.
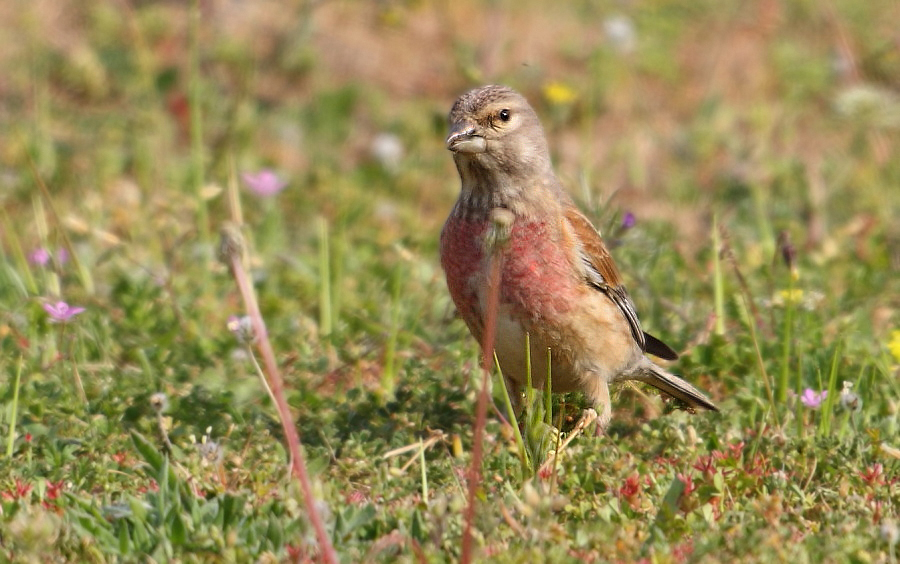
446 85 553 193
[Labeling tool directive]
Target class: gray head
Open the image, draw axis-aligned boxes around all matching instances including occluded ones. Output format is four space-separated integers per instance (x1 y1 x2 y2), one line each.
446 85 555 203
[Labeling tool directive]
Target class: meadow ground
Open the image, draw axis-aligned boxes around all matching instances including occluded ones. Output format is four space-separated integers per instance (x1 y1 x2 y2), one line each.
1 0 900 561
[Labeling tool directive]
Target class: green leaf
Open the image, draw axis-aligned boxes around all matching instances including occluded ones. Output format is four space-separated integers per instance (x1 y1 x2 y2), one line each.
170 509 187 546
410 508 427 543
654 476 685 530
265 516 284 549
131 430 165 473
713 471 725 493
118 518 130 554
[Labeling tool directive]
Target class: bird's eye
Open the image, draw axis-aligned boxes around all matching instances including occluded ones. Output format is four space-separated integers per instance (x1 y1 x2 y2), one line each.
498 109 511 122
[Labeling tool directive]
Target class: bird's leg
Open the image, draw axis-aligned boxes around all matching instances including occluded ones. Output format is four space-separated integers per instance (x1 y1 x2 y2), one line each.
586 376 613 436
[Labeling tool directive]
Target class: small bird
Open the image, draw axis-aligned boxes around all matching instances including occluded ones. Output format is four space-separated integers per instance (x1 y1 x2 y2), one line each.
440 85 718 431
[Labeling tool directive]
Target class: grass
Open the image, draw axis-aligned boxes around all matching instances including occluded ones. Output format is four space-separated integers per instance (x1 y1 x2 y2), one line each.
2 0 900 561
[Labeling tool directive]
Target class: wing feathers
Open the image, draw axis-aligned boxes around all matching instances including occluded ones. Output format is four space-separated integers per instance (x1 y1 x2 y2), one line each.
564 208 678 356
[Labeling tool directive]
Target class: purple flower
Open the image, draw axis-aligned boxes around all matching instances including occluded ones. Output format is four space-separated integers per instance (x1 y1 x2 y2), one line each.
29 248 69 267
621 212 636 230
241 170 287 197
29 248 51 266
43 301 86 323
800 388 827 409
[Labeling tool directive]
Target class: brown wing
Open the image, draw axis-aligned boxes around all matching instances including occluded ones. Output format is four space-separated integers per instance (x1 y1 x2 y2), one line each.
564 207 650 353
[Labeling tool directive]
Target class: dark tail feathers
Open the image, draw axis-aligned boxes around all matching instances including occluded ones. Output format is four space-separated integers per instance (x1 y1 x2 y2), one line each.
638 363 719 412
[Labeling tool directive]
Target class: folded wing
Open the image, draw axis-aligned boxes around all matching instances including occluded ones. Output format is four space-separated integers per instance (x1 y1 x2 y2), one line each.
563 208 678 360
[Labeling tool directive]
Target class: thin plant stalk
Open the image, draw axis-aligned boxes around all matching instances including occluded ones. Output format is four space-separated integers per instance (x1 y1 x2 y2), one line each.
381 266 402 398
71 356 87 407
155 408 173 453
778 274 796 403
720 223 778 425
550 402 564 493
188 0 208 242
419 438 429 504
225 158 280 427
750 182 775 260
58 324 87 408
331 226 345 326
818 340 843 438
495 354 530 472
25 153 94 294
795 354 805 439
5 357 23 457
524 332 534 414
227 154 245 229
244 342 279 410
544 347 552 427
318 217 332 336
461 208 511 564
1 209 37 295
739 293 780 428
32 195 59 297
712 214 726 336
219 224 337 564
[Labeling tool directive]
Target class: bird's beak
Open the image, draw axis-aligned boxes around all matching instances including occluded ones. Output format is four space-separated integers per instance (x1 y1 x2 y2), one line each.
446 121 486 154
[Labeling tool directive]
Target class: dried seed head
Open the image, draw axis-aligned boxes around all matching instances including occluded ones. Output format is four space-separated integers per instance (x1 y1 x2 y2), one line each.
228 315 257 344
777 230 798 277
149 392 169 413
197 440 223 465
218 222 245 265
839 381 862 412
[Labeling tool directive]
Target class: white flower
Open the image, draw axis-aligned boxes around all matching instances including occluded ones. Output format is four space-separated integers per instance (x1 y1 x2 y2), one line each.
149 393 169 413
603 15 636 54
228 315 257 344
370 133 404 171
839 381 862 412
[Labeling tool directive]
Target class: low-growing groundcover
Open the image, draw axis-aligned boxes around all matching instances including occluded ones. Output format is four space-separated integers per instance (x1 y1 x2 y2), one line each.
2 1 900 562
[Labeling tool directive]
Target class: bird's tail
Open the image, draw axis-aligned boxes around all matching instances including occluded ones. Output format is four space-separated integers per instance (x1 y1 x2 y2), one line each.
635 361 719 412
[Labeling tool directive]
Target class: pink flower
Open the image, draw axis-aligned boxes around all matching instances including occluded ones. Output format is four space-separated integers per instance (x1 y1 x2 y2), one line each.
29 248 51 266
619 473 641 499
43 301 86 323
693 455 717 479
800 388 827 409
677 472 696 496
1 479 32 501
621 212 636 229
241 170 287 197
860 463 884 486
29 247 69 266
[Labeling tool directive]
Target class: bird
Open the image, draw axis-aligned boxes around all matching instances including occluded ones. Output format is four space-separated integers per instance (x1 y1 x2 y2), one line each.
439 85 718 432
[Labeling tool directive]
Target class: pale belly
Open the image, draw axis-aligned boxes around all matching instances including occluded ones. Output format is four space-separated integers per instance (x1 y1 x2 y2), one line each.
489 304 585 393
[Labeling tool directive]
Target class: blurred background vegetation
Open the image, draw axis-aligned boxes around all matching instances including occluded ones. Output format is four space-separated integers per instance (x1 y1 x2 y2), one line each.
1 0 900 561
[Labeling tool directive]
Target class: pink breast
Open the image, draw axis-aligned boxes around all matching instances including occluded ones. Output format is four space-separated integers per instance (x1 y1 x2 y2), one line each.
500 220 578 319
440 218 487 331
441 216 578 325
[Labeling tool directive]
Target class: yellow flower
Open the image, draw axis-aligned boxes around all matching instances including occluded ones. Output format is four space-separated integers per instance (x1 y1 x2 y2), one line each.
889 330 900 364
777 288 804 304
543 81 577 105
